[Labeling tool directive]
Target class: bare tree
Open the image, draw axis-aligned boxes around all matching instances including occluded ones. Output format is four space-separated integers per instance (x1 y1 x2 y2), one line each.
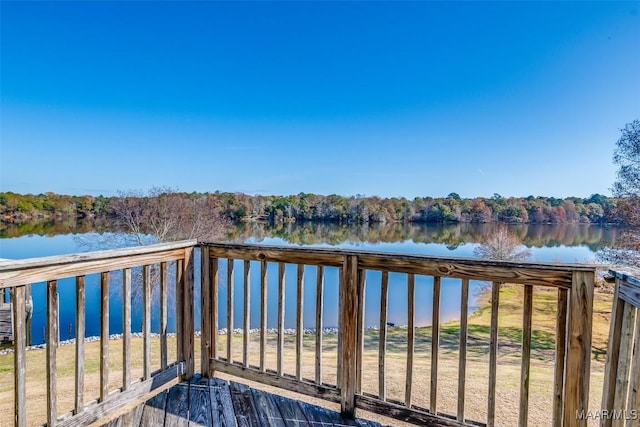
474 225 531 261
600 120 640 267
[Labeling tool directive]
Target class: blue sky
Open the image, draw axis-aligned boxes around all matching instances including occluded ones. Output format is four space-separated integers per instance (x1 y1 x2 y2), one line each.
1 1 639 198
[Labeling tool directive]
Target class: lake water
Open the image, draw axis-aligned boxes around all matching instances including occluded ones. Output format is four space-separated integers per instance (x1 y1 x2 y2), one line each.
0 222 615 345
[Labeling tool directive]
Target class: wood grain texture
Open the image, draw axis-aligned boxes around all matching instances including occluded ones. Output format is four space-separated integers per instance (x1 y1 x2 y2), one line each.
612 302 636 426
457 278 469 422
176 258 184 364
211 257 219 361
182 247 195 380
160 261 168 371
227 258 235 364
142 265 151 381
12 286 26 427
315 265 324 385
430 276 441 414
139 389 168 426
229 381 261 427
356 268 365 395
273 392 312 427
553 288 568 427
618 278 640 308
47 280 59 427
563 271 594 427
355 394 473 427
261 259 268 373
200 247 211 376
296 264 305 381
406 273 415 408
209 359 340 404
519 284 533 427
188 377 213 426
75 276 86 413
251 386 286 427
55 362 184 427
122 269 131 391
379 271 389 402
0 244 193 289
101 271 110 401
340 255 359 418
278 262 285 377
487 282 500 427
164 383 189 427
244 260 251 368
627 314 640 426
209 377 236 427
601 280 624 427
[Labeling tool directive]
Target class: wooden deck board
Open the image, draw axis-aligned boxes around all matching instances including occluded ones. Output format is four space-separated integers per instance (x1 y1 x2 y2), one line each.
110 376 388 427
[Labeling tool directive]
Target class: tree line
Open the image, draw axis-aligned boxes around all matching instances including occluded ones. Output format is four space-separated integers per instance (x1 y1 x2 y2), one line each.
0 190 620 225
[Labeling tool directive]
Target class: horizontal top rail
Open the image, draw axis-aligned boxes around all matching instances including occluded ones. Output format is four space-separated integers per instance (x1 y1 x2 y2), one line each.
0 239 197 288
201 241 597 288
609 268 640 307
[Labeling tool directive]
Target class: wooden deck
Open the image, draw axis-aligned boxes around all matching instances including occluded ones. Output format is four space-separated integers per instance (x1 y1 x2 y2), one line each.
105 376 389 427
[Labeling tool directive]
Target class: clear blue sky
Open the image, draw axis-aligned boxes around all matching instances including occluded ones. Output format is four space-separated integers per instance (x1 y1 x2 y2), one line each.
1 1 639 199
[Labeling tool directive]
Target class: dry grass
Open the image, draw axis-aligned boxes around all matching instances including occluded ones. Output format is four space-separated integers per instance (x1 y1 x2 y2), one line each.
0 283 614 426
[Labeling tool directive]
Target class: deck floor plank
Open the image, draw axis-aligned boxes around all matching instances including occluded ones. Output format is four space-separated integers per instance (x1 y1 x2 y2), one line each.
164 383 190 426
109 377 388 427
189 377 213 426
272 394 312 427
139 389 168 426
209 377 237 427
251 387 287 427
230 381 262 427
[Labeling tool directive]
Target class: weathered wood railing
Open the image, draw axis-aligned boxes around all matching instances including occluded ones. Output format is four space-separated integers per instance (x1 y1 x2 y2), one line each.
199 242 597 427
0 240 197 427
1 240 601 426
601 270 640 427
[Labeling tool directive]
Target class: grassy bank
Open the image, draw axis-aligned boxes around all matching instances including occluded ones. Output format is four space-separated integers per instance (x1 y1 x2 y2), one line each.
0 283 613 427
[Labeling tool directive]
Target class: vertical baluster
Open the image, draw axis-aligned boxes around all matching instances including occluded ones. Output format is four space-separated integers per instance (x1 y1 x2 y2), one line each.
379 271 389 401
75 276 86 413
277 262 285 376
612 303 636 421
337 266 343 387
227 259 234 364
627 313 640 418
430 276 441 414
243 260 251 368
200 249 213 377
260 260 268 373
183 248 195 380
160 261 168 371
296 264 304 381
487 281 501 427
176 259 184 363
519 284 533 427
563 271 594 427
601 280 623 425
47 280 58 426
100 272 109 401
405 274 415 408
142 266 151 380
553 288 568 426
25 284 32 347
122 269 131 391
356 269 365 394
201 248 211 376
315 265 324 384
12 286 26 427
339 255 359 418
457 278 469 422
212 257 219 360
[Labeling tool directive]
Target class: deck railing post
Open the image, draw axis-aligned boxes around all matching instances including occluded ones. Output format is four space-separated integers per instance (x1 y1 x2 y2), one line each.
339 255 359 419
200 245 212 377
562 270 594 427
182 246 195 380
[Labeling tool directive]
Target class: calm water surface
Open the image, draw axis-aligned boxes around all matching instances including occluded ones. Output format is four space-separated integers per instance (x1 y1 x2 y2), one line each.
0 223 612 345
